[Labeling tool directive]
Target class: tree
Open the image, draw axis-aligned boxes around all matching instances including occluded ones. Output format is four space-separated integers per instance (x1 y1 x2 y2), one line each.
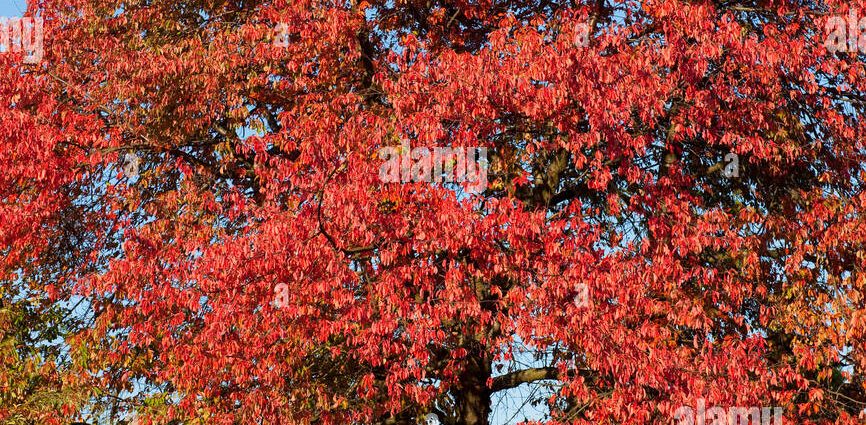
3 0 866 423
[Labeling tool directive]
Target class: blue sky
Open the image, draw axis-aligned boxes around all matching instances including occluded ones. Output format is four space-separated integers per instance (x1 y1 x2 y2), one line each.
0 0 26 16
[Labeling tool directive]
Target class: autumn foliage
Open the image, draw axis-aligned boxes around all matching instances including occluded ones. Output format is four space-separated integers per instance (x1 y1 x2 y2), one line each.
2 0 866 423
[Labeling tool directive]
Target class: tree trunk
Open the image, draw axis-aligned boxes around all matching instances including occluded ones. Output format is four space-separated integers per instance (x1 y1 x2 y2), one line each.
454 385 490 424
453 355 492 425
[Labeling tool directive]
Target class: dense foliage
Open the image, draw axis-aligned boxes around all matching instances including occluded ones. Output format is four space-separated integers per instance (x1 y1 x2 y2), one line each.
2 0 866 423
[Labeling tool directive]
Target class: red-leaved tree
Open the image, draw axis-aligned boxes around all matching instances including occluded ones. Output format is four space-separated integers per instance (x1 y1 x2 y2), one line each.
2 0 866 423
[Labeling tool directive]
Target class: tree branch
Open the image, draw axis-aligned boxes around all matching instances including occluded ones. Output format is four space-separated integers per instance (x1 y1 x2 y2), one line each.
491 367 559 392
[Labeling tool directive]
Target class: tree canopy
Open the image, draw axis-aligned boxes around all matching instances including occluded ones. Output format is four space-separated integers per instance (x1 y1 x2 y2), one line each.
2 0 866 423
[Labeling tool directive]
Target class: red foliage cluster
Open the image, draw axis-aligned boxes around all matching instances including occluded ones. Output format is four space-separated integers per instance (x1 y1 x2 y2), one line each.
2 0 866 423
